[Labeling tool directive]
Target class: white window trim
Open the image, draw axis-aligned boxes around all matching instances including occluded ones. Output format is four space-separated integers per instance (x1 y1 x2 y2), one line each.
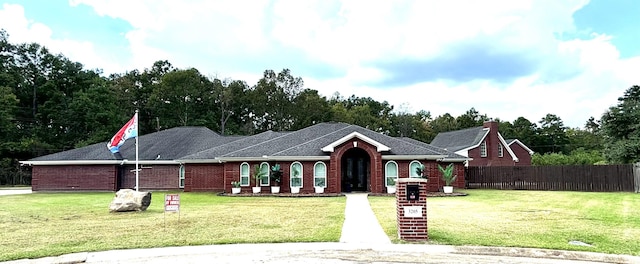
498 143 504 157
240 162 250 187
260 162 270 186
178 164 185 188
409 160 421 178
313 161 327 188
480 141 487 157
290 162 303 188
384 161 398 187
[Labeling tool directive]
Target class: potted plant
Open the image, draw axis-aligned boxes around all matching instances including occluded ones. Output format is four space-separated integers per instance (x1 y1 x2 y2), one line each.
252 165 266 194
438 163 457 194
290 166 301 193
231 181 241 194
314 177 325 193
386 177 396 194
270 164 282 193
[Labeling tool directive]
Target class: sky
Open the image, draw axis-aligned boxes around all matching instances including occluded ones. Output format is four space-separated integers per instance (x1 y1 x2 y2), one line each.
1 0 639 129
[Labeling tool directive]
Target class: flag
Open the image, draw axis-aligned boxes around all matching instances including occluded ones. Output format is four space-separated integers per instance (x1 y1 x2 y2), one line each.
107 113 138 153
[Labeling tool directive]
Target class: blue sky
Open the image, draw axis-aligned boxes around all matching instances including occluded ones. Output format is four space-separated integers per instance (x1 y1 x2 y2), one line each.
1 0 639 128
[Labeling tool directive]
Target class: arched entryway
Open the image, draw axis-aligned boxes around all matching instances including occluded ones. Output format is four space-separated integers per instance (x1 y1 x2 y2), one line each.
341 148 371 192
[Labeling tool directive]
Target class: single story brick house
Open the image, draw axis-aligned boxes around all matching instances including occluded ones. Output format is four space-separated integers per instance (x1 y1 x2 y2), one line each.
22 122 468 193
430 121 534 166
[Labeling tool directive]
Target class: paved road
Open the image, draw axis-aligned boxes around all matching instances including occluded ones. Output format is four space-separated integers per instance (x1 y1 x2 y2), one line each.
8 243 638 264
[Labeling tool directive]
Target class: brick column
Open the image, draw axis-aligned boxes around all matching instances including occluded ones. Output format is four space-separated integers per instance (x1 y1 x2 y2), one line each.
396 178 428 241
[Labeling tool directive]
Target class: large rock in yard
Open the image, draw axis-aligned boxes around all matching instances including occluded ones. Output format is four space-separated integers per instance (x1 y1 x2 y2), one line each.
109 189 152 212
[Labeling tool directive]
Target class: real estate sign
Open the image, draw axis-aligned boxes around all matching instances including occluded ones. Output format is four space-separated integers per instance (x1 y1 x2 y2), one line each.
164 194 180 212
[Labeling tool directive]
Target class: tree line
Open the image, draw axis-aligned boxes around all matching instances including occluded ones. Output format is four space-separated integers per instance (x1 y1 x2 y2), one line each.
1 29 637 185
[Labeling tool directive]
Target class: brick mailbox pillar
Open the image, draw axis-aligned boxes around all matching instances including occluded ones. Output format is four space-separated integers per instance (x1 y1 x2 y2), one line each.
396 178 428 241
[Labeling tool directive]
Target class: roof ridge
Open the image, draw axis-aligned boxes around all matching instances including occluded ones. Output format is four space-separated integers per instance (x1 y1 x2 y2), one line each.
177 132 256 159
216 130 285 157
270 123 353 155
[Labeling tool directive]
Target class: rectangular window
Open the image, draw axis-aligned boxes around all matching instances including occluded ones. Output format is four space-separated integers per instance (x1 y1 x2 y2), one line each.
498 143 504 157
480 141 487 157
240 163 250 186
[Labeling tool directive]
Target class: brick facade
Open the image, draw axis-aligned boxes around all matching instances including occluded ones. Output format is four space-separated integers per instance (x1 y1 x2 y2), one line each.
509 143 532 166
396 178 428 241
32 165 116 191
468 121 531 166
122 164 181 191
387 160 465 192
331 138 383 193
185 164 225 192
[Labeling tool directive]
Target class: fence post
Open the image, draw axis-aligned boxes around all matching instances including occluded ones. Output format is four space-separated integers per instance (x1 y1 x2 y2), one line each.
633 162 640 193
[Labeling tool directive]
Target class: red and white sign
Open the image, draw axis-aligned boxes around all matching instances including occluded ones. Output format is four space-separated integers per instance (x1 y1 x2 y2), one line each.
164 194 180 212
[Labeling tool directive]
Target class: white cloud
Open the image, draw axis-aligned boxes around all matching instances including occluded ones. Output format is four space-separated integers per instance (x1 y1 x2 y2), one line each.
2 0 640 129
0 3 126 73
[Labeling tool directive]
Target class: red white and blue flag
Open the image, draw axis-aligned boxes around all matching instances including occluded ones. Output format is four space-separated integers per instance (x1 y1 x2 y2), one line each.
107 113 138 153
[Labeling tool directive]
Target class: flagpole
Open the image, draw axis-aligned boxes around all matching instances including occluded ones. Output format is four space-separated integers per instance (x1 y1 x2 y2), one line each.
135 109 139 192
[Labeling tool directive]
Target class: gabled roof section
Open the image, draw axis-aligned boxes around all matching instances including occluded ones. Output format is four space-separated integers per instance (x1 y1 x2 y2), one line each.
321 132 390 152
506 139 535 155
397 137 469 161
25 127 234 164
430 126 489 153
497 132 519 162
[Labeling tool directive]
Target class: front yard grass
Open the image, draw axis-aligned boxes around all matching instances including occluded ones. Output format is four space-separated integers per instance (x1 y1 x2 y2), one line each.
369 190 640 256
0 192 346 261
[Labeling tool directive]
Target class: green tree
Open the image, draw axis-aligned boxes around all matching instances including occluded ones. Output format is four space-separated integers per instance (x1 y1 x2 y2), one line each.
208 78 250 135
509 117 538 147
537 114 569 154
291 88 330 130
148 68 211 128
428 113 457 135
455 107 488 129
601 85 640 163
250 69 303 132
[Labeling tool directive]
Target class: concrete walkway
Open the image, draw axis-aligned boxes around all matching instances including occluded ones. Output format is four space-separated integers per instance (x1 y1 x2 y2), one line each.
0 187 31 196
339 193 391 244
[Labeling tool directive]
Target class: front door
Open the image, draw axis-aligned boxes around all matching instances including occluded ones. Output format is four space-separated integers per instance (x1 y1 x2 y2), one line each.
341 148 371 192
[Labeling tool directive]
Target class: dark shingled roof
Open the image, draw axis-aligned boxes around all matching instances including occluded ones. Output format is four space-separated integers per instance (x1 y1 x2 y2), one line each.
430 126 488 152
29 127 235 161
181 122 466 159
28 123 467 163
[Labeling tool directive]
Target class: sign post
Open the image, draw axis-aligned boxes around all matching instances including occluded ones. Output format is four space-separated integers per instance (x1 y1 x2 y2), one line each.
164 194 180 225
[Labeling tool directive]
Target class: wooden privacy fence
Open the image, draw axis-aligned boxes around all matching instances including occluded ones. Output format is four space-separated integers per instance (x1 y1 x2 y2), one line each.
466 164 640 192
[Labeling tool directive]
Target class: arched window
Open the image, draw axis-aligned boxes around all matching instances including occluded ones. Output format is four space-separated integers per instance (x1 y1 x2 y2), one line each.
409 160 422 178
260 162 270 186
385 161 398 187
240 162 250 186
179 164 185 188
290 162 303 188
314 162 327 188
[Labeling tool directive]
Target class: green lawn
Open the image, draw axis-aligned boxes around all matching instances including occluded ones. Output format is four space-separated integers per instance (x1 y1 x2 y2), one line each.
0 192 346 261
369 190 640 256
3 190 639 261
